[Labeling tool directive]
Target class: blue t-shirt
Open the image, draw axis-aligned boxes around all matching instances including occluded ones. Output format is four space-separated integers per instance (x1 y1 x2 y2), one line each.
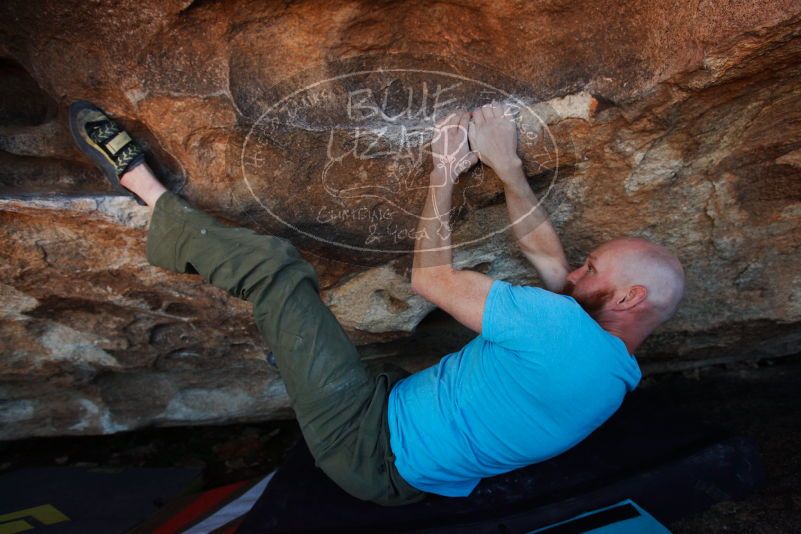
387 279 642 497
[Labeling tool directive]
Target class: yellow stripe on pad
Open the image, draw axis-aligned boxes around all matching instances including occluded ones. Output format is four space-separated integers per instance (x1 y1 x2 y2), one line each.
105 131 132 155
0 504 70 529
0 520 34 534
0 519 35 534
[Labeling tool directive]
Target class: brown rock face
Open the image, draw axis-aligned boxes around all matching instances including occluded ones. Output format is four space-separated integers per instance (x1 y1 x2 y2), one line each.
1 1 800 439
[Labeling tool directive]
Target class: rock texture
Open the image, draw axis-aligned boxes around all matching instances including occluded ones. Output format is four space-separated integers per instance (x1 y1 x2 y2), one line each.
1 0 800 439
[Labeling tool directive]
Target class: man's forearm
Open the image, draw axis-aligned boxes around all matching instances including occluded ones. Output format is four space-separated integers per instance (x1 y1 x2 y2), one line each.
410 174 495 334
412 174 454 276
497 164 569 287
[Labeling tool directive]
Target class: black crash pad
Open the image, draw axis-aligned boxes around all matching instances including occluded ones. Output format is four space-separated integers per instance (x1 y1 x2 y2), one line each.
238 392 763 533
0 466 200 534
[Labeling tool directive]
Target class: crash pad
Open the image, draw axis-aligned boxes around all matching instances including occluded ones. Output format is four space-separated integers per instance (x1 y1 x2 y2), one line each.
237 392 763 533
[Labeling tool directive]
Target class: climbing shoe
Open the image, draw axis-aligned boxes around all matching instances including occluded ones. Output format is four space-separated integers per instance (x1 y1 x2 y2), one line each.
68 101 147 205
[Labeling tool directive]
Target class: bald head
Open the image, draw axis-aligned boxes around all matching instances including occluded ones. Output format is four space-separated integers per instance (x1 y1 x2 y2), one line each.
599 237 685 323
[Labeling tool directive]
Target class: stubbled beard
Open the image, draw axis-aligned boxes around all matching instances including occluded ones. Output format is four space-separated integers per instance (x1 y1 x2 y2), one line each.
560 281 614 315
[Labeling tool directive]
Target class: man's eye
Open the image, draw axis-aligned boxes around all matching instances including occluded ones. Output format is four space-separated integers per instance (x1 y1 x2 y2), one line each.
587 265 594 273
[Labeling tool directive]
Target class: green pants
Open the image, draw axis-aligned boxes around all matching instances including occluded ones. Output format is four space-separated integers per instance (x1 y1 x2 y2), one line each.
146 192 425 506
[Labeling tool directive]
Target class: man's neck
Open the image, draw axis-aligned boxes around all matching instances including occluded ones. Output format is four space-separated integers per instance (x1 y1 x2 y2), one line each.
592 312 650 355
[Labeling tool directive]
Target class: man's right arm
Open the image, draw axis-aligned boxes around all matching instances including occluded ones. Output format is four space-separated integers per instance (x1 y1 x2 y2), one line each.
497 163 570 292
469 102 570 292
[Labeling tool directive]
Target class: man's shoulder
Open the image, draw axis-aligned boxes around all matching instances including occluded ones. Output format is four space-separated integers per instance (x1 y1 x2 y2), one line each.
482 280 587 348
492 279 581 310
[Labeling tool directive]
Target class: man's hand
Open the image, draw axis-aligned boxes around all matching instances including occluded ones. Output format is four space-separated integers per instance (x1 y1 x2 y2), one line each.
430 111 479 185
468 101 522 180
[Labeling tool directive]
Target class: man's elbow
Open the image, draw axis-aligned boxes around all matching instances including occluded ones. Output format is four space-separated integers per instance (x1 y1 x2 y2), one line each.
411 266 454 298
410 274 426 296
410 271 434 298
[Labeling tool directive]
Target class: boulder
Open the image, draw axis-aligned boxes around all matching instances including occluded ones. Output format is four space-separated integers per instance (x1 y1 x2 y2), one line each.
1 0 800 438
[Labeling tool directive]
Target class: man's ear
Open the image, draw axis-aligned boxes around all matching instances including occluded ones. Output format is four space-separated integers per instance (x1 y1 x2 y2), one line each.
616 285 647 310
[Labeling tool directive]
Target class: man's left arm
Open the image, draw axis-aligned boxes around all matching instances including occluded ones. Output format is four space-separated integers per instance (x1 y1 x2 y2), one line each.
411 111 494 333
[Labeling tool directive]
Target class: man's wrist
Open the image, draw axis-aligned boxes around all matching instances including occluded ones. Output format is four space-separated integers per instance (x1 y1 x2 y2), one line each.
494 159 525 182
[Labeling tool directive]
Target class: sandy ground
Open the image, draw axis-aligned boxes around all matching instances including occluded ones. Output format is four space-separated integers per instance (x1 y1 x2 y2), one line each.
1 355 799 532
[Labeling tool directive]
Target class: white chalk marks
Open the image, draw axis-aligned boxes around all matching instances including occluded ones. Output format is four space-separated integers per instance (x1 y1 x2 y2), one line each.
241 67 560 255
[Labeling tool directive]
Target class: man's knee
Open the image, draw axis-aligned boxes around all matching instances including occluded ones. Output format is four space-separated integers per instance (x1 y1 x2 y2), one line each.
258 236 318 288
249 256 321 349
236 234 319 299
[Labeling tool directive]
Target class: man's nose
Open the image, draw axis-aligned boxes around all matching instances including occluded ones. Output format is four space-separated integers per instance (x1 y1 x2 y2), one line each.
566 265 582 282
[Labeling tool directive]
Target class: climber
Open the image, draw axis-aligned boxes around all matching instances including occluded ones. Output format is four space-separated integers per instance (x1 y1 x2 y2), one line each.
403 102 685 497
68 99 683 506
